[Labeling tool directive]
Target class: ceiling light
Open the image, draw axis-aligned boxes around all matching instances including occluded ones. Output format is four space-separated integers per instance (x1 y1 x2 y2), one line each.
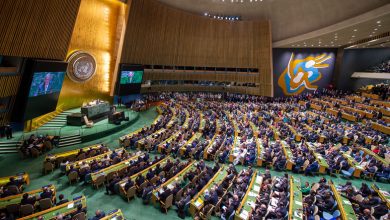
354 29 357 32
352 36 355 38
376 20 381 24
378 24 382 27
374 28 378 31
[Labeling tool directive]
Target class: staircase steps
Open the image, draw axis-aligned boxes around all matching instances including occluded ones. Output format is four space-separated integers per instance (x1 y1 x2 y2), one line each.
0 140 22 154
58 134 82 148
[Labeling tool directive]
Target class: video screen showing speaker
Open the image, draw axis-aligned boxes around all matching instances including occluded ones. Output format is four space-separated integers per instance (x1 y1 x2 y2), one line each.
117 64 143 95
25 60 67 120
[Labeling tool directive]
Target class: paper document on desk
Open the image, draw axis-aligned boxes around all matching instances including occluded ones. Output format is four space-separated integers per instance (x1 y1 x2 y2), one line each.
255 176 262 184
380 190 389 197
67 203 74 209
248 192 258 197
343 200 352 205
295 201 302 206
240 210 249 220
253 185 260 192
194 198 203 207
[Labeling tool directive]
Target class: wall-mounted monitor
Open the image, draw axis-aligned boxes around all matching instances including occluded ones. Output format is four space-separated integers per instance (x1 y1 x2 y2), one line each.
120 70 143 84
24 60 67 120
116 64 143 95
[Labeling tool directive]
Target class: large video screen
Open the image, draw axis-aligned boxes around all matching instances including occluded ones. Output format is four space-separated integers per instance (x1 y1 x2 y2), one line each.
116 64 143 96
25 60 67 120
120 71 143 84
28 72 65 97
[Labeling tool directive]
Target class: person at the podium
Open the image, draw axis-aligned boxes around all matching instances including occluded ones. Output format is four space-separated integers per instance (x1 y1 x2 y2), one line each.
122 71 134 84
36 73 54 96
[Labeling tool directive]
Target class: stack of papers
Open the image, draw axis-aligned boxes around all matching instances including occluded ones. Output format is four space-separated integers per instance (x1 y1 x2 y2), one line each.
255 176 262 184
239 210 249 219
253 185 260 192
295 201 302 206
343 200 352 205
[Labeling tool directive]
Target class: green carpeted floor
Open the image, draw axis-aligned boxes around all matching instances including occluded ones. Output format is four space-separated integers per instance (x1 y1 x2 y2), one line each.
0 107 388 220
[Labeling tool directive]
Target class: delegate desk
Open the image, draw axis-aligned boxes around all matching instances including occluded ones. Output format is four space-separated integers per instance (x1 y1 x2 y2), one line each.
0 185 55 210
342 153 364 178
151 161 196 205
370 99 390 108
0 173 30 187
89 152 144 184
288 177 303 220
101 209 124 220
332 183 358 220
281 141 294 170
46 144 102 165
235 172 261 220
306 142 328 174
17 196 87 220
256 137 264 167
362 92 379 100
358 147 389 167
372 184 390 208
189 166 227 216
371 122 390 135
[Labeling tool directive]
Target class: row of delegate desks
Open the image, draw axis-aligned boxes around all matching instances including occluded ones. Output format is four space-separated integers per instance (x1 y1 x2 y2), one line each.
305 142 329 174
0 173 30 187
136 128 167 149
371 122 390 135
46 144 102 165
179 132 203 156
19 196 87 220
0 184 55 210
334 182 389 219
117 157 170 196
101 209 124 220
18 196 87 220
152 161 196 204
358 146 389 167
289 177 303 220
189 166 227 216
235 172 261 220
203 119 221 160
157 131 181 153
281 141 294 171
330 182 357 220
62 148 121 173
88 152 144 184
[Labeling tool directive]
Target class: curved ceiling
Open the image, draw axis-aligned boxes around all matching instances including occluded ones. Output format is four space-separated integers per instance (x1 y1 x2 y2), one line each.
157 0 388 42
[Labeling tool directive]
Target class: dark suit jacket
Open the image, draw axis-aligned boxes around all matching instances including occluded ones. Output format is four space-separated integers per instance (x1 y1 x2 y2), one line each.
159 188 172 201
57 199 69 206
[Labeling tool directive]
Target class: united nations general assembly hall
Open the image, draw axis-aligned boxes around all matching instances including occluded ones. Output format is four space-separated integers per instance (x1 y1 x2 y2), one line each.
0 0 389 220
